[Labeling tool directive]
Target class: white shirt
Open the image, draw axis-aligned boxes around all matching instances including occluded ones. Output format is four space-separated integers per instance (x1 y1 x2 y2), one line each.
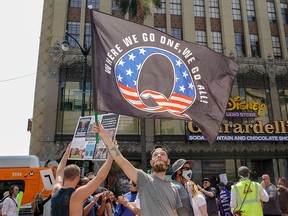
190 194 206 216
2 197 18 216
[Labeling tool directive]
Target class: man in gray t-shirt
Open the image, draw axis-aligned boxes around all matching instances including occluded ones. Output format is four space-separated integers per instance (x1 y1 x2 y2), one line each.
94 122 182 216
171 159 194 216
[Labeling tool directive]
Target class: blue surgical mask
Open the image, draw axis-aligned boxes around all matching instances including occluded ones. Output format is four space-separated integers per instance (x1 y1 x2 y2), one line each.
182 169 193 180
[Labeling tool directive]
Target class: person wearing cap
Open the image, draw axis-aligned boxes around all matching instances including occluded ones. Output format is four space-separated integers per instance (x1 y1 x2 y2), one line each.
171 159 194 216
217 182 231 216
197 178 218 216
230 166 269 216
261 174 282 216
93 122 182 216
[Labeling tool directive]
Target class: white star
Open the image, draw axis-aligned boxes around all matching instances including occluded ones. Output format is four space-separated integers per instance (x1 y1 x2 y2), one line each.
119 59 125 66
133 80 137 86
179 85 186 92
176 60 182 67
117 74 123 82
126 68 133 76
136 64 141 70
175 76 179 82
128 53 136 61
182 71 188 78
139 48 146 55
188 82 194 89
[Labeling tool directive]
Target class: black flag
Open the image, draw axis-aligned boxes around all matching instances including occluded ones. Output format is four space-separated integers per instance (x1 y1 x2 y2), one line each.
91 11 239 144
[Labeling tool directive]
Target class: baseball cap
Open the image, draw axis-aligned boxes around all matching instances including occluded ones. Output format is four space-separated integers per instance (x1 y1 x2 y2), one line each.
171 159 187 180
202 177 211 182
238 166 251 177
218 181 225 186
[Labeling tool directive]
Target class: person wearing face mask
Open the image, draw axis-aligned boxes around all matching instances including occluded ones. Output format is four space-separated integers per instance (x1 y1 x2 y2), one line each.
171 159 194 216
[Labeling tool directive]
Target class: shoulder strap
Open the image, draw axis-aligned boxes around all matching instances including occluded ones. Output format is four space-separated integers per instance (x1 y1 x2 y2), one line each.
238 180 252 211
9 196 18 208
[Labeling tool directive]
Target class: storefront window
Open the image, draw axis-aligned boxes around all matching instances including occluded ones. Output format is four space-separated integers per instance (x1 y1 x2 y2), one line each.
155 119 185 135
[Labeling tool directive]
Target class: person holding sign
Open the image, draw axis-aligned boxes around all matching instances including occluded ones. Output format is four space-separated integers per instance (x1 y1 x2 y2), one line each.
51 141 113 216
93 122 182 216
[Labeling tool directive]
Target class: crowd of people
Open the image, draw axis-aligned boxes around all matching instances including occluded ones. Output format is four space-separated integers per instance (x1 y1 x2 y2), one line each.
1 121 288 216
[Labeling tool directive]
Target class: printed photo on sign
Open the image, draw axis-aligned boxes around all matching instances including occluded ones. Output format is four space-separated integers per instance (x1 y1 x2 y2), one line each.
69 113 120 161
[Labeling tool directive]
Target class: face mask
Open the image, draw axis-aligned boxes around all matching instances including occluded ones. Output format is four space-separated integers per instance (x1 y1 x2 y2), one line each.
182 169 193 180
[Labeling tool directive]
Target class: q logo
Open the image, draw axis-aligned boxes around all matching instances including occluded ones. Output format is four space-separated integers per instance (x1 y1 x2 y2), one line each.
115 47 196 120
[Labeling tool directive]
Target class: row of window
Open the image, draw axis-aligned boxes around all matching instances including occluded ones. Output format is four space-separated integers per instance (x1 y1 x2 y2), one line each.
57 80 288 135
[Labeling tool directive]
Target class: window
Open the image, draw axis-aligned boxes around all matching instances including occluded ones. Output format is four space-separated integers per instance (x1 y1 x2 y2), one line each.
155 119 185 135
211 31 222 53
246 0 255 21
281 3 288 24
154 0 166 14
87 0 99 9
112 0 119 11
155 27 167 33
67 22 80 48
250 34 259 57
209 0 219 18
278 88 288 121
0 180 25 200
196 30 207 46
170 0 182 15
117 116 139 134
69 0 81 8
235 33 245 57
239 87 269 124
272 36 281 59
171 28 182 39
232 0 241 20
84 23 91 48
267 2 276 23
194 0 205 17
58 81 92 133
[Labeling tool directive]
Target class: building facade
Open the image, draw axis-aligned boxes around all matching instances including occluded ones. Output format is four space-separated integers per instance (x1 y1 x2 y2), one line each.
30 0 288 187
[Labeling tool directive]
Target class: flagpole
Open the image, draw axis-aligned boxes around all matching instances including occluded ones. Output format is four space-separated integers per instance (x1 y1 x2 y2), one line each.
95 111 99 144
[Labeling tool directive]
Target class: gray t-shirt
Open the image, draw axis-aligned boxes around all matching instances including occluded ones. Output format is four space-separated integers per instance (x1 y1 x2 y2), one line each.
172 180 194 216
137 170 182 216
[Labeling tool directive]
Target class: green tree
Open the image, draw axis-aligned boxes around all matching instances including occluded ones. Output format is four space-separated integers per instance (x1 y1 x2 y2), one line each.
116 0 161 24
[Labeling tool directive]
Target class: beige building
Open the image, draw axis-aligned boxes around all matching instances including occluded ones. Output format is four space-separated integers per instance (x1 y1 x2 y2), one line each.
31 0 288 187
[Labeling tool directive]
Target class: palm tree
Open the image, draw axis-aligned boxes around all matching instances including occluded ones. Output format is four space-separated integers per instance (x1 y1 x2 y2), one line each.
116 0 161 24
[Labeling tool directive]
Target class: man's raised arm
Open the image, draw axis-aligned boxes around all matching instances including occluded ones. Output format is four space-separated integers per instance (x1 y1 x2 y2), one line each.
93 122 138 183
52 142 71 194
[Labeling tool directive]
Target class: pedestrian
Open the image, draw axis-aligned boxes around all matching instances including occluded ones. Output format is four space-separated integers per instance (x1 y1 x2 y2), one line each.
230 166 269 216
31 190 51 216
114 180 138 216
104 190 117 216
197 178 218 216
51 141 113 216
93 122 182 216
188 181 208 216
277 177 288 216
217 182 231 216
171 158 194 216
1 185 19 216
261 174 282 216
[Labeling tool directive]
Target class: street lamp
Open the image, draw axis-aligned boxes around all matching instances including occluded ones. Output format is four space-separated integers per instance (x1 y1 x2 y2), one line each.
61 31 91 117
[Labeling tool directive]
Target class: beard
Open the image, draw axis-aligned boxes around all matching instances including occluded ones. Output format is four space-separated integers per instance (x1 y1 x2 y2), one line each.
151 159 169 172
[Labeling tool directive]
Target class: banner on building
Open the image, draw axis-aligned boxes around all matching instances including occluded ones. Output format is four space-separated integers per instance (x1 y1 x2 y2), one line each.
90 10 239 144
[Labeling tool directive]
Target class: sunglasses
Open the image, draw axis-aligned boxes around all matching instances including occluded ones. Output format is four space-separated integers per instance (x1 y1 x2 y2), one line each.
130 182 137 187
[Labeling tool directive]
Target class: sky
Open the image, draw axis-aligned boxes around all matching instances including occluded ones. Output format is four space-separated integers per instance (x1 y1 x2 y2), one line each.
0 0 44 156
